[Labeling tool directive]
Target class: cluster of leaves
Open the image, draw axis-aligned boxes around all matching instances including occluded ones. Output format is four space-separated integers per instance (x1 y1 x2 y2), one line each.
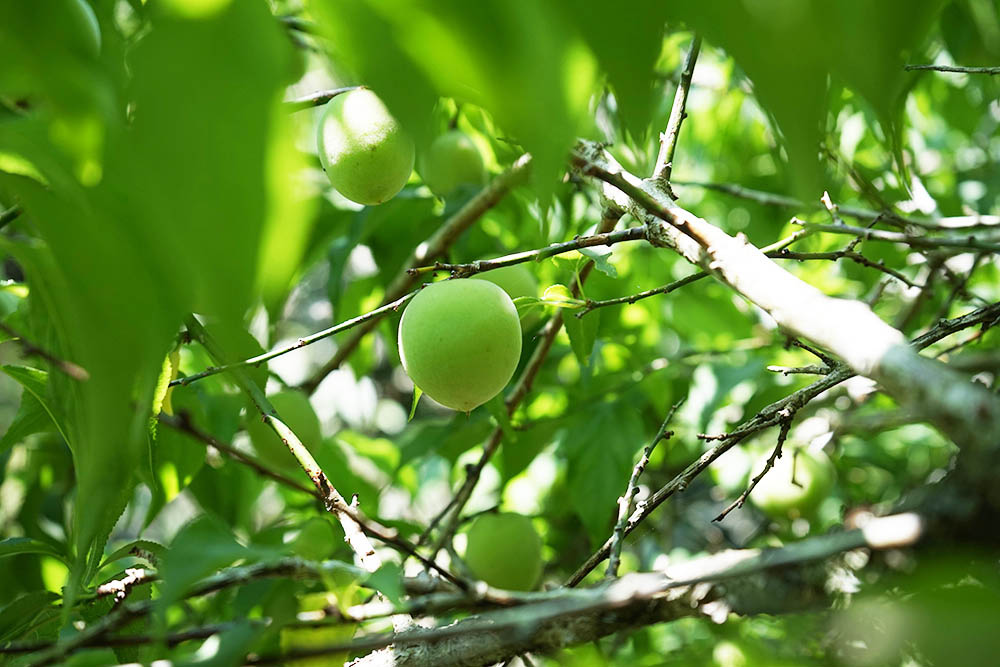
0 0 998 665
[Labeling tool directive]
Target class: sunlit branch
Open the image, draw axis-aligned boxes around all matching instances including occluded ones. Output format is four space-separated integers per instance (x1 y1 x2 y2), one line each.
653 35 702 187
794 220 1000 253
566 299 1000 585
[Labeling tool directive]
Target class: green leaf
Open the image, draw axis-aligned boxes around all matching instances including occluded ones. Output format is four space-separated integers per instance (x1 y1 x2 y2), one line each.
559 403 644 544
564 311 599 366
0 537 68 564
156 516 255 614
99 539 166 571
578 246 618 279
0 591 59 644
0 365 68 445
364 562 404 605
0 389 55 454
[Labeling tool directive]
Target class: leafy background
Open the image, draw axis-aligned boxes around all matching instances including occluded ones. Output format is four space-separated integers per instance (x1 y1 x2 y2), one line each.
0 0 998 665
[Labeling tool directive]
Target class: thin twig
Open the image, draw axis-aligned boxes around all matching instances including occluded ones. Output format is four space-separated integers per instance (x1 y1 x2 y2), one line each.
283 86 361 112
170 290 419 388
0 322 89 381
406 227 646 277
605 400 683 579
673 180 1000 230
905 64 1000 75
0 204 22 230
159 411 320 498
714 418 794 522
793 221 1000 253
652 35 702 189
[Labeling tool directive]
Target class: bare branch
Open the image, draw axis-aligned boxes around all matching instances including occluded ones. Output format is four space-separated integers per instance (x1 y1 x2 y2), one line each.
0 321 89 381
406 226 646 278
652 36 702 187
606 401 683 579
674 180 1000 230
905 63 1000 75
170 289 420 388
0 204 22 230
714 418 794 522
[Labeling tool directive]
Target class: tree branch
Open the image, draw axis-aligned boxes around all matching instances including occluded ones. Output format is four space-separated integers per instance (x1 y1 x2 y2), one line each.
406 226 645 277
571 140 1000 463
652 35 701 187
905 64 1000 75
674 180 1000 230
259 514 921 667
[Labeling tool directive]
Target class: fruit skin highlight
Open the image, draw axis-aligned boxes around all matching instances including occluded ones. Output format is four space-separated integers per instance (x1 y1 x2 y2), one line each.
397 280 522 412
317 88 414 205
463 513 542 591
422 130 485 197
749 447 835 519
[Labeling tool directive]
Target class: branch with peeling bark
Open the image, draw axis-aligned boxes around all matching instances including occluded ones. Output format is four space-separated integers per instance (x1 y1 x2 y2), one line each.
571 140 1000 461
249 515 921 667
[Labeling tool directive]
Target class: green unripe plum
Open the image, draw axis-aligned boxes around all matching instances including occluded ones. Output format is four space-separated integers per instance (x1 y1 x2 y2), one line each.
475 264 540 327
750 447 835 519
69 0 101 59
397 280 522 412
316 88 414 205
474 265 538 303
246 390 323 474
421 130 485 197
463 513 542 591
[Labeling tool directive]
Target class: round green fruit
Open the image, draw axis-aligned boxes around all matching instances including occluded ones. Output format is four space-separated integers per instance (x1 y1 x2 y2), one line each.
421 130 485 197
749 447 834 519
316 88 414 205
475 264 540 328
69 0 101 59
463 513 542 591
397 280 522 412
246 390 323 473
474 265 538 304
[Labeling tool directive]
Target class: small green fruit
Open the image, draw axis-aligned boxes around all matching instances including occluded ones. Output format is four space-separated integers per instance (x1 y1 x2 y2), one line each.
246 390 323 473
463 513 542 591
475 264 540 327
475 265 538 303
421 130 486 197
317 88 414 205
750 447 834 519
68 0 101 59
398 280 522 412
